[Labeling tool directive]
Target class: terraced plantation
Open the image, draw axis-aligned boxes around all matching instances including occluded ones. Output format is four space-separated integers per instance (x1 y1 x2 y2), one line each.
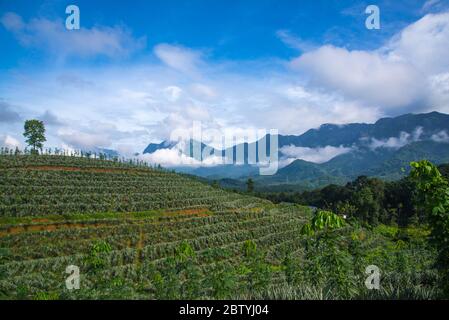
0 155 440 299
0 155 314 299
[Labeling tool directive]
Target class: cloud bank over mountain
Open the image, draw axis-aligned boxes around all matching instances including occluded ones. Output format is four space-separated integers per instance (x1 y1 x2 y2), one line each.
1 6 449 167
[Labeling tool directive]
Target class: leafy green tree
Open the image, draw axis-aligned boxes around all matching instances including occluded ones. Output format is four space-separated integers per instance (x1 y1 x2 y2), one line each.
211 180 220 188
348 177 386 225
240 240 271 292
384 178 418 226
84 240 112 271
207 265 238 299
246 178 254 193
301 210 345 236
300 210 356 297
410 160 449 295
23 119 46 154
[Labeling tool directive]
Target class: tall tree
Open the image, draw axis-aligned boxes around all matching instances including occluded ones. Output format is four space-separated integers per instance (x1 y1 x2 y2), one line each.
246 178 254 193
23 120 46 154
410 160 449 294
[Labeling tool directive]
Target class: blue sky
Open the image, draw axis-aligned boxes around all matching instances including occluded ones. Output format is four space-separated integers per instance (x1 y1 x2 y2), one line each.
0 0 436 68
1 0 449 165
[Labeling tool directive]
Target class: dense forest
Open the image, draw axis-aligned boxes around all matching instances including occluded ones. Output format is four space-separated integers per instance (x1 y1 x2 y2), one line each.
257 164 449 227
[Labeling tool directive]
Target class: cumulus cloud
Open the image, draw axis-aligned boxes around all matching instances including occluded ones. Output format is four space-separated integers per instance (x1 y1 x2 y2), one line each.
428 72 449 110
148 103 222 143
386 11 449 75
138 146 223 167
279 144 353 164
0 12 146 60
289 11 449 111
291 45 424 109
2 9 449 165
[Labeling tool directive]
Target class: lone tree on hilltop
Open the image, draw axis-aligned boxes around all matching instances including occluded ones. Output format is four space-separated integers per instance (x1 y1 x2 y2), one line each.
23 119 46 154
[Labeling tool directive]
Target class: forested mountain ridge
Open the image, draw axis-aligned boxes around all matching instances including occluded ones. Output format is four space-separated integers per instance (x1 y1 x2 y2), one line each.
142 112 449 189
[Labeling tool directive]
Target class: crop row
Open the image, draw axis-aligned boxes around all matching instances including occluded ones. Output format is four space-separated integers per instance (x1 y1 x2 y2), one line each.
0 184 210 195
0 215 305 279
0 223 307 295
0 155 154 170
2 209 306 262
0 172 201 185
0 190 229 205
0 194 252 216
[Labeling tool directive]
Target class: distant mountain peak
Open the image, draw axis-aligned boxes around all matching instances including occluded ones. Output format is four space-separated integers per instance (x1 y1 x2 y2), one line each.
141 111 449 183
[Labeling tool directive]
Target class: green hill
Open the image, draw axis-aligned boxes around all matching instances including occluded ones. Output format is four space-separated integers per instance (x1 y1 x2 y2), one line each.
0 155 439 299
0 155 269 216
0 155 311 299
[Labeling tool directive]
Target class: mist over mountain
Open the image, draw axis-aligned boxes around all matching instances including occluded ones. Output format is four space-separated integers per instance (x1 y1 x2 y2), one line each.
142 111 449 189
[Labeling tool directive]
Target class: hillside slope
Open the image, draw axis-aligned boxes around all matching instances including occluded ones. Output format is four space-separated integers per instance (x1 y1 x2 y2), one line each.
0 155 268 216
0 155 311 299
0 155 440 299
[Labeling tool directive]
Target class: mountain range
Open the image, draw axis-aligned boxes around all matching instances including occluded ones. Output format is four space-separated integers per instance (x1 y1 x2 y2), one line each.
143 111 449 190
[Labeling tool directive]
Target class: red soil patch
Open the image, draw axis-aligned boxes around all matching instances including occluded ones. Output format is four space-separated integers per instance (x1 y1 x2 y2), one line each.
22 166 136 174
0 222 109 237
0 209 212 237
31 218 51 223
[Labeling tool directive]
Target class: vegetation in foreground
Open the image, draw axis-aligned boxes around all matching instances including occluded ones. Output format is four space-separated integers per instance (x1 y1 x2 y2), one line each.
0 151 447 299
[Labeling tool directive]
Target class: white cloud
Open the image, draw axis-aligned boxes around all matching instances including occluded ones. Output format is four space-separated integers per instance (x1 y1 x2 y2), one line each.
428 72 449 111
289 11 449 111
190 83 217 99
0 12 146 60
2 10 449 163
164 86 183 102
0 12 25 31
279 144 353 164
422 0 441 12
291 45 424 109
138 146 223 167
366 127 424 150
276 29 314 52
431 130 449 143
58 130 111 150
386 11 449 75
54 119 147 151
0 134 21 149
154 44 203 75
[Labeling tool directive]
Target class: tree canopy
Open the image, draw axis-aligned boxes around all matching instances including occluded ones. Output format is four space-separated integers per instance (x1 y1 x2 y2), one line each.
23 119 46 154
